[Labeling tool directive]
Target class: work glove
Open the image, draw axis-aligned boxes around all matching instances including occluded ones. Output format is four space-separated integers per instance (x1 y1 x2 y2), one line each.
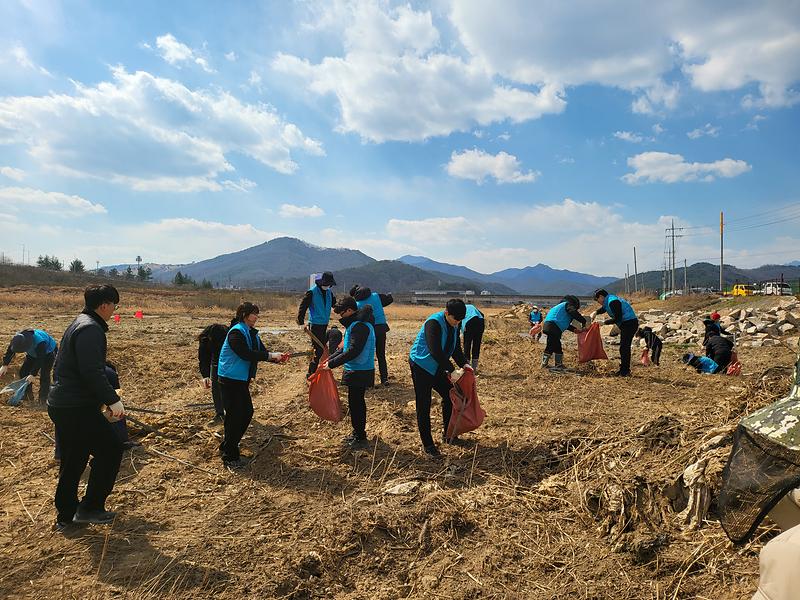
320 360 330 370
589 311 598 321
604 319 614 326
104 400 125 422
297 320 305 328
25 374 35 383
463 363 474 371
0 365 7 377
202 377 211 389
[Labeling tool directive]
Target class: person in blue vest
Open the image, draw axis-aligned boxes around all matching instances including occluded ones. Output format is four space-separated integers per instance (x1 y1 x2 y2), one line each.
462 303 485 373
409 299 470 457
218 302 289 468
323 296 376 450
591 289 639 377
683 352 719 374
349 284 393 386
297 271 337 377
529 305 543 342
541 296 586 370
1 328 58 402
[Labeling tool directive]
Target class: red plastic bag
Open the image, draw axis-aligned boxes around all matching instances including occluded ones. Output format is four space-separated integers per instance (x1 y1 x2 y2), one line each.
446 368 486 439
576 322 608 363
307 350 342 422
641 348 651 366
726 351 742 376
529 323 542 337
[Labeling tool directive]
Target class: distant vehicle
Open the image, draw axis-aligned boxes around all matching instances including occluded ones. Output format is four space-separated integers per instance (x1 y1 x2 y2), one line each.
732 284 756 297
660 290 684 300
464 290 475 296
480 290 491 296
761 281 793 296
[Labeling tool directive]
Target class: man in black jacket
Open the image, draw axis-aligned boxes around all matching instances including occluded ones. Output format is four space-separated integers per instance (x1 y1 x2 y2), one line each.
592 289 639 377
324 297 376 450
349 284 393 385
705 333 734 373
197 323 229 421
47 285 124 530
297 272 337 376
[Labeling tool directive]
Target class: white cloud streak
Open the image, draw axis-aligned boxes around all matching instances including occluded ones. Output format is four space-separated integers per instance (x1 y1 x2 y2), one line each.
0 186 106 216
446 149 539 184
279 203 325 218
155 33 215 73
622 152 751 184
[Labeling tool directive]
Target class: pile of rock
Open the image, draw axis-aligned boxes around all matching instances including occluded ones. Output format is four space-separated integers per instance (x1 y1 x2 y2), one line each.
625 298 800 348
499 303 532 320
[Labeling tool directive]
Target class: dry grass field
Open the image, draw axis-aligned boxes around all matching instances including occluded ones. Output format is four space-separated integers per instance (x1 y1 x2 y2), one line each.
0 286 797 599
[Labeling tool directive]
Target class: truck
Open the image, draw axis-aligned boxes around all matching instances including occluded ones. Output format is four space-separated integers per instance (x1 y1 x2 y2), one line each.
731 284 757 297
761 281 793 296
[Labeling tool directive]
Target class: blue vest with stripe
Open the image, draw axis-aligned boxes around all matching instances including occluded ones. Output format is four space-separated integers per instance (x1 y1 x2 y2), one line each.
603 294 637 322
529 311 542 324
409 312 456 376
343 321 376 372
462 304 483 328
307 285 332 325
30 330 57 356
544 302 572 332
356 293 387 326
697 356 719 374
218 322 257 381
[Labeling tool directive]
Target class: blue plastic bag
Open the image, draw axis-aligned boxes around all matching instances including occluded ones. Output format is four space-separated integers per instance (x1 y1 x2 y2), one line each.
1 379 30 406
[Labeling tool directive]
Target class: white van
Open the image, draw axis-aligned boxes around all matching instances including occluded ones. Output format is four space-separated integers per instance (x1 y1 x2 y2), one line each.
762 282 793 296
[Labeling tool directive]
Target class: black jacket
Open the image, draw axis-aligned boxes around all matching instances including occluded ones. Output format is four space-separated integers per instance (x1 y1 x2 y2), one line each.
328 306 375 388
297 285 337 325
350 286 393 333
640 327 662 350
198 323 229 377
2 330 56 376
424 317 467 375
48 310 120 409
705 334 734 361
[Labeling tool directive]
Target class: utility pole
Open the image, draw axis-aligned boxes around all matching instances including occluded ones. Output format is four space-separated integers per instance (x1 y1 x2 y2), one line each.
626 264 630 294
670 219 676 294
21 244 25 265
719 211 724 294
684 259 688 295
633 246 639 293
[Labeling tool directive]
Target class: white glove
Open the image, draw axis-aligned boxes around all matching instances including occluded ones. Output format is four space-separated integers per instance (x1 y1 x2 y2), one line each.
25 374 35 383
463 363 474 371
107 400 125 419
0 365 7 377
202 377 211 389
589 311 598 321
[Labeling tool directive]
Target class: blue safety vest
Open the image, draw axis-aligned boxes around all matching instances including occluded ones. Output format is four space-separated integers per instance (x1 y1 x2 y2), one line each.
603 294 637 322
218 322 260 381
697 356 719 374
462 304 483 328
409 311 456 376
356 293 387 326
529 311 542 324
343 321 376 372
30 329 57 356
307 285 332 325
544 302 572 332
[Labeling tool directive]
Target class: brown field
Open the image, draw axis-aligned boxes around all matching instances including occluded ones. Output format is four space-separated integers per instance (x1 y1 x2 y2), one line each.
0 286 797 599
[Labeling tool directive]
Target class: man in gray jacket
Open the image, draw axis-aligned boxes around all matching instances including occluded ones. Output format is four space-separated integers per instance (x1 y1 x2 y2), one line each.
48 285 125 530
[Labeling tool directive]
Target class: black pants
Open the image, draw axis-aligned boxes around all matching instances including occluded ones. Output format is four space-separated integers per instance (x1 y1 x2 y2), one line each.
48 405 123 523
375 329 388 382
463 319 485 361
711 350 732 373
347 385 367 440
542 322 563 354
20 350 56 401
650 340 663 365
618 319 639 375
220 379 254 462
410 361 452 448
210 363 223 417
308 324 328 376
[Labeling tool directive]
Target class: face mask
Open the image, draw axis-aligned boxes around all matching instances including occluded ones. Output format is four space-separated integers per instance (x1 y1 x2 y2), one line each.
319 285 329 291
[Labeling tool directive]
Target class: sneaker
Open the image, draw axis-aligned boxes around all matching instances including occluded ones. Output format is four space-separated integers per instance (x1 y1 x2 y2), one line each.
223 457 250 469
348 437 368 450
73 508 116 525
121 440 141 449
381 380 390 387
442 435 466 446
614 370 632 377
549 365 567 373
423 445 442 457
54 519 76 532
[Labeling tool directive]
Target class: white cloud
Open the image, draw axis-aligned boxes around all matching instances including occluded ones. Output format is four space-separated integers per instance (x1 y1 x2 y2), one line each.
0 166 26 181
0 186 106 216
155 33 215 73
279 203 325 218
652 123 665 135
224 51 237 62
497 132 511 141
745 114 767 131
9 44 52 77
687 123 720 139
0 67 324 191
221 178 257 192
272 2 565 142
557 156 575 164
446 149 539 184
387 216 479 245
613 131 644 143
631 80 679 115
622 152 751 184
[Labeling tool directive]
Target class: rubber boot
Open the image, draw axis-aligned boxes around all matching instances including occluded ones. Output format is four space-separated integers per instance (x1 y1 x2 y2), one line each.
541 353 551 368
551 353 566 372
471 359 478 374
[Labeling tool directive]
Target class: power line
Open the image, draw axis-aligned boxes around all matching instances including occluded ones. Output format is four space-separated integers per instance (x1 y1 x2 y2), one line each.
725 201 800 224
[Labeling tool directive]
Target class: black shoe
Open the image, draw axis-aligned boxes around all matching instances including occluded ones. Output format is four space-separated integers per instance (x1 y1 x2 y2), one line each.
73 508 116 525
54 519 77 532
348 437 368 450
442 435 466 446
381 380 390 387
223 457 250 469
423 445 441 457
121 440 141 449
615 370 632 377
214 413 225 422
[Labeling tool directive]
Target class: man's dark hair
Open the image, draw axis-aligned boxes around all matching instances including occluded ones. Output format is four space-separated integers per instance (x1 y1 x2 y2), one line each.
84 284 119 310
235 302 259 322
593 288 609 300
445 298 467 321
334 296 358 314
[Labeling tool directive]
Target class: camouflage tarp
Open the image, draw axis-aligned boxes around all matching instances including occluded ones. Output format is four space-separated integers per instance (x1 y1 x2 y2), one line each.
718 352 800 543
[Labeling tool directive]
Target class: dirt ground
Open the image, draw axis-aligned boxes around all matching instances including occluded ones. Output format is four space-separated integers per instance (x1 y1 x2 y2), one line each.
0 286 797 599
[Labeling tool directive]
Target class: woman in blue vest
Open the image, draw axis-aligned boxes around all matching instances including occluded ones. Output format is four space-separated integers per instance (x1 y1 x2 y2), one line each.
462 303 485 373
683 353 719 374
349 284 393 386
297 271 336 377
323 296 376 450
218 302 288 468
409 299 470 456
0 328 58 402
591 289 639 377
541 296 586 370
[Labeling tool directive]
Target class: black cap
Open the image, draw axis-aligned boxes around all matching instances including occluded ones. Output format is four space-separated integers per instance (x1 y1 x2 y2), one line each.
316 271 336 286
333 296 357 314
593 289 608 299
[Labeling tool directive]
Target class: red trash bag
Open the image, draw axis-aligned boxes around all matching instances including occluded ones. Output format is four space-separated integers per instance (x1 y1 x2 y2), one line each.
641 348 651 366
529 323 542 337
726 351 742 376
307 350 342 422
576 322 608 363
446 368 486 439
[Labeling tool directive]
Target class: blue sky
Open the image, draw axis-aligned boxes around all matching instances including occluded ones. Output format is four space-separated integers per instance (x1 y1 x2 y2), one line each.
0 0 798 277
